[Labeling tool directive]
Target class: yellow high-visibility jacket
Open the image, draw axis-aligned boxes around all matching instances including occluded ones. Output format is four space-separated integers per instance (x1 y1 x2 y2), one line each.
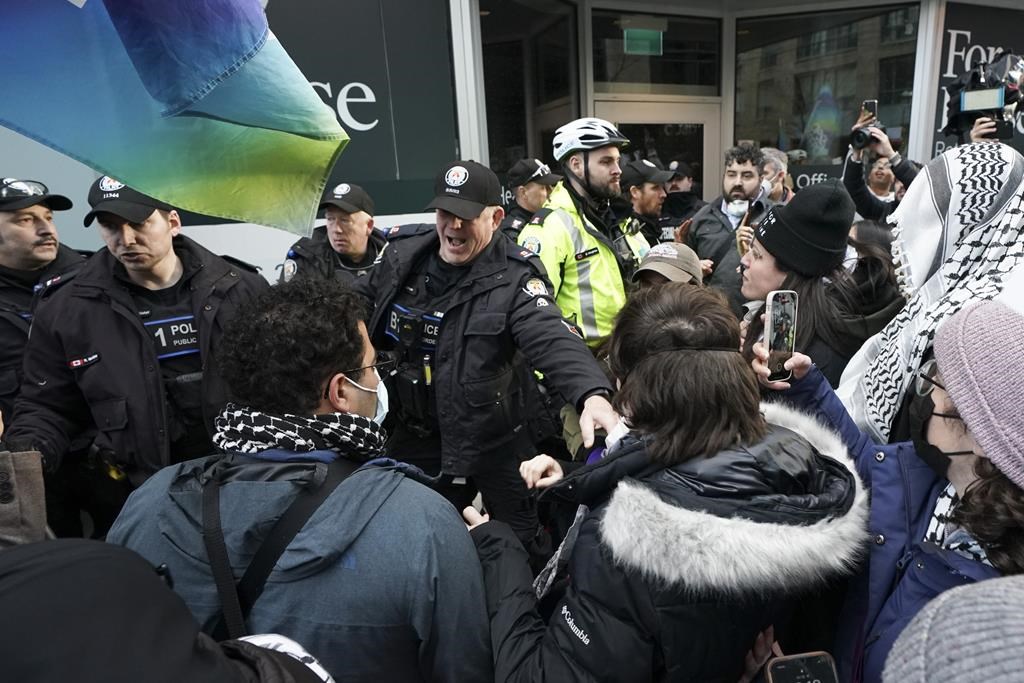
517 182 649 347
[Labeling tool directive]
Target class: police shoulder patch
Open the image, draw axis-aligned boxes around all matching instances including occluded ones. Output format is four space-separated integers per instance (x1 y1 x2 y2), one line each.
523 277 548 297
521 236 542 254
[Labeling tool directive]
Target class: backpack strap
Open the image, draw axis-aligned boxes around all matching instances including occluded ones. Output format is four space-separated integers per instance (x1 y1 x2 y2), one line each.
203 457 361 639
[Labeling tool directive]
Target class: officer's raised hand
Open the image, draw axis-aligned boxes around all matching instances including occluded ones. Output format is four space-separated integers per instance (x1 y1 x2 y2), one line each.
579 394 620 449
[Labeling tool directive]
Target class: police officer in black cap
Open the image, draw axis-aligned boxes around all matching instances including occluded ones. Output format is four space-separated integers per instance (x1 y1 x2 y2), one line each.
0 178 84 422
353 160 617 547
499 159 561 241
5 176 268 533
279 182 387 285
617 159 674 246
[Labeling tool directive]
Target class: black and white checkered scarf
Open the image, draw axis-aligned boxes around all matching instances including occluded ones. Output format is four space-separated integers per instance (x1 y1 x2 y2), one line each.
212 403 386 458
838 142 1024 441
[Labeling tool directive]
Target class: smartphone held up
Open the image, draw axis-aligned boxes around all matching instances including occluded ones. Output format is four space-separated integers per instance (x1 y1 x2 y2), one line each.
765 290 798 382
765 651 838 683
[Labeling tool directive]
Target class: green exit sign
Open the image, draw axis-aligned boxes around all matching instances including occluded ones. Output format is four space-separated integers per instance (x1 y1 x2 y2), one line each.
624 28 663 56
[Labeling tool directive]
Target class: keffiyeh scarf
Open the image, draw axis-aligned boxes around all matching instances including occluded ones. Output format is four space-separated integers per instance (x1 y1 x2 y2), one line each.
212 403 386 458
838 142 1024 441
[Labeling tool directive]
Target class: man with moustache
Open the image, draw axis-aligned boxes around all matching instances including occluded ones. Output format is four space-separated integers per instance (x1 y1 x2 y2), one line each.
352 160 616 548
279 182 387 285
0 178 83 423
516 118 650 349
4 177 267 532
686 143 773 317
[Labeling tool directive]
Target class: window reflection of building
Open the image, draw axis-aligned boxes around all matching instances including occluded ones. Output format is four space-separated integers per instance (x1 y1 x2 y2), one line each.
480 0 578 174
736 5 919 167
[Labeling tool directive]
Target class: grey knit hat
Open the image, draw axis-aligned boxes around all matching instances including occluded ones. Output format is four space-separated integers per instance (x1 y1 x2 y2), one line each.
933 299 1024 490
883 575 1024 682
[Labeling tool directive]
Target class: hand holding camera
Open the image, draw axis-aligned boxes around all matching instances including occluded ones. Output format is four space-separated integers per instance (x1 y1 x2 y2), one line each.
850 100 894 159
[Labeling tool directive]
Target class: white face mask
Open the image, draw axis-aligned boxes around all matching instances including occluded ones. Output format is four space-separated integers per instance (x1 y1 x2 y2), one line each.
344 369 389 425
726 199 749 217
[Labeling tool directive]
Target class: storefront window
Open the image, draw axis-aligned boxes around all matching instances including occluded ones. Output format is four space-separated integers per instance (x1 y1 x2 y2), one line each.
735 6 919 171
592 11 720 96
480 0 578 176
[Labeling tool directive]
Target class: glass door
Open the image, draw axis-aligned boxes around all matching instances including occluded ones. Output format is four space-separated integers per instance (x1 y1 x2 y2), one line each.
593 100 722 201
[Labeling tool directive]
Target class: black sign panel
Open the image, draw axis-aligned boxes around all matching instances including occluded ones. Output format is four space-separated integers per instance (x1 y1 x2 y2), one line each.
932 3 1024 158
266 0 459 215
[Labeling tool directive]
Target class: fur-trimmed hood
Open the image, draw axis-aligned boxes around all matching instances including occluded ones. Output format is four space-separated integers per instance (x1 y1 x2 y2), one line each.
598 401 869 595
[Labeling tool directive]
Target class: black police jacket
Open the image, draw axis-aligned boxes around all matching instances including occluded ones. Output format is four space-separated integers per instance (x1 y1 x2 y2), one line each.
6 236 269 486
0 244 85 421
353 226 612 475
499 203 535 242
470 402 868 682
279 226 387 285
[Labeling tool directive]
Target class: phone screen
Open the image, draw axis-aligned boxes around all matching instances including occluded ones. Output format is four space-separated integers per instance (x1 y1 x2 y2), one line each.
767 654 838 683
766 290 798 381
862 99 878 117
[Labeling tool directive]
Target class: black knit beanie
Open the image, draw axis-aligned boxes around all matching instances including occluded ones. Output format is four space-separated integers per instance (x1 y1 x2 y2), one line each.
754 179 854 277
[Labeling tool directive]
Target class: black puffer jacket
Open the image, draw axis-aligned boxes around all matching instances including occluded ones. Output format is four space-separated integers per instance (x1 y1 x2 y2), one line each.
471 402 868 682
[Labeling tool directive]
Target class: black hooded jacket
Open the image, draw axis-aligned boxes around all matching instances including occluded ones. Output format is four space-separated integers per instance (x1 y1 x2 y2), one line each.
6 236 268 484
470 402 868 682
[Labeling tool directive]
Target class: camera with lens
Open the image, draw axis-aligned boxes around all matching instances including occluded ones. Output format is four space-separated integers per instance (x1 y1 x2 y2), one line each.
851 125 885 150
943 51 1023 142
851 99 885 151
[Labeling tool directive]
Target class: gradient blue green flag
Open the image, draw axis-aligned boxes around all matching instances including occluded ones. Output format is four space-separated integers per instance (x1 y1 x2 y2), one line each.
0 0 347 234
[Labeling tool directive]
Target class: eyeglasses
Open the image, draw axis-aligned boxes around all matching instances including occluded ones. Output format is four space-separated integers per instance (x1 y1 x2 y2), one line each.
342 358 395 378
0 178 48 200
322 358 395 399
914 359 947 396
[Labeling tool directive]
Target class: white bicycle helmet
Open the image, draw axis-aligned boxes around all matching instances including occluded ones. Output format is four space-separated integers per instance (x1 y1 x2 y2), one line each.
552 117 630 162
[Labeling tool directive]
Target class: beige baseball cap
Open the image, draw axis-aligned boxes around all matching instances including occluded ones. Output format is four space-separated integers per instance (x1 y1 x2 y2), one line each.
632 242 703 285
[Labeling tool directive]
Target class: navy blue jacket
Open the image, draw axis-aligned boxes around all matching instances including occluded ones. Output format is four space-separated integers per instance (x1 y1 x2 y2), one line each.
779 368 1000 683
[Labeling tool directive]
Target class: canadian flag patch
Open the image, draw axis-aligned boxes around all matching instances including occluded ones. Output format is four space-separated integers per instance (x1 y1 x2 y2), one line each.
67 353 100 369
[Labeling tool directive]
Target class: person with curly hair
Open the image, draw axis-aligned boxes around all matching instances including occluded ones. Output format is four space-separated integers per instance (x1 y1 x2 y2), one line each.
107 277 492 682
753 298 1024 683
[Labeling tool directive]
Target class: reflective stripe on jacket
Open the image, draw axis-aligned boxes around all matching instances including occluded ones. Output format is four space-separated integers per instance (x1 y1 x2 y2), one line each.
517 182 648 347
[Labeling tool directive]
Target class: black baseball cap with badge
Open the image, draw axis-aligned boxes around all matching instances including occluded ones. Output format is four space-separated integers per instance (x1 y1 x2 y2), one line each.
506 159 561 189
426 160 502 220
319 182 375 216
620 159 674 191
83 176 175 227
0 178 73 212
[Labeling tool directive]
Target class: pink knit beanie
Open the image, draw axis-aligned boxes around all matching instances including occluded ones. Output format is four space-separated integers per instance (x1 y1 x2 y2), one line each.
933 299 1024 490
